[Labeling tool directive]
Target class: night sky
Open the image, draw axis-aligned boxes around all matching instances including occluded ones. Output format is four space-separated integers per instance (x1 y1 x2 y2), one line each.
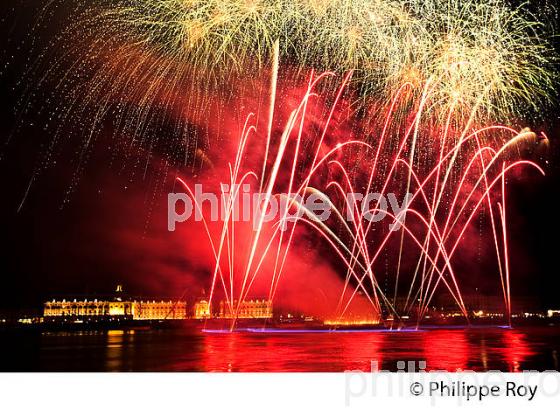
1 0 559 312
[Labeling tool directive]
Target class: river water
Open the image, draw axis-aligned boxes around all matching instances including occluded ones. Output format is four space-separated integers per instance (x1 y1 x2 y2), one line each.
2 326 559 372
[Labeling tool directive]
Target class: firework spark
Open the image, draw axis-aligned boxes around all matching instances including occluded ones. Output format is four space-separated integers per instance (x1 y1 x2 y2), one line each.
92 0 557 118
21 0 556 177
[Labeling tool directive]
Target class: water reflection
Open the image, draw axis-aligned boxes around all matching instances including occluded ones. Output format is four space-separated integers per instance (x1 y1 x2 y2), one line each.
339 333 385 371
202 332 343 371
501 330 533 372
423 330 468 371
104 329 135 371
3 326 557 371
198 328 541 372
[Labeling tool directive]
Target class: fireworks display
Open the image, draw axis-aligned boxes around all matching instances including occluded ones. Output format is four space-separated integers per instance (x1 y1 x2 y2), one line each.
86 0 556 119
175 68 548 327
24 0 557 163
11 0 558 326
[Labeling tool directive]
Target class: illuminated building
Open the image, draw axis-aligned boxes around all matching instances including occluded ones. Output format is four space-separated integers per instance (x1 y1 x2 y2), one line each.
43 286 187 320
194 300 211 319
131 300 187 320
43 299 187 320
218 300 273 319
44 299 132 317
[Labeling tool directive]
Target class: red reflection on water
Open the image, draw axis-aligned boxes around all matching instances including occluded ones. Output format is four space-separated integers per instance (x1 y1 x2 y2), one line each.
202 333 306 371
338 333 385 371
502 330 533 372
201 331 385 371
198 328 537 372
423 330 468 371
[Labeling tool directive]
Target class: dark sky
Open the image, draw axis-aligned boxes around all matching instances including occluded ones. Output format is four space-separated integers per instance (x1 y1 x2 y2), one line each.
0 0 559 311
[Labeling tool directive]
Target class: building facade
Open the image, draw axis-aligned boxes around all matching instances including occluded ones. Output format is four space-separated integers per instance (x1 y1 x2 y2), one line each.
44 299 187 320
131 300 187 320
193 300 211 319
218 300 273 319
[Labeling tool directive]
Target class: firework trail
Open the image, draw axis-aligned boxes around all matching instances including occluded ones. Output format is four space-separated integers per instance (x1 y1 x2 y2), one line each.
175 56 547 327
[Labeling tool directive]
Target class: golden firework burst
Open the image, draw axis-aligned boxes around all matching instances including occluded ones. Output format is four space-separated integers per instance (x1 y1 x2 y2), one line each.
94 0 555 120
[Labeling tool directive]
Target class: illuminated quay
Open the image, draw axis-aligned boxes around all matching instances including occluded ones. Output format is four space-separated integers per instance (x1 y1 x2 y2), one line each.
43 299 188 320
27 286 558 329
42 286 273 323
